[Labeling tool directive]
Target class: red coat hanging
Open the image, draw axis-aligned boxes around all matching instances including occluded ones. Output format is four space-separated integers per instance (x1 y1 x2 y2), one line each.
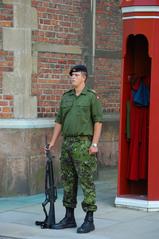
127 76 149 180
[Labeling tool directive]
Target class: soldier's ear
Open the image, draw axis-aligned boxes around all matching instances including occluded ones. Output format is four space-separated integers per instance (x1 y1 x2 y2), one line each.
82 72 87 82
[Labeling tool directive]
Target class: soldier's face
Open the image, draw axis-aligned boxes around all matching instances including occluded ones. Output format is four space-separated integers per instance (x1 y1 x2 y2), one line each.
70 72 86 88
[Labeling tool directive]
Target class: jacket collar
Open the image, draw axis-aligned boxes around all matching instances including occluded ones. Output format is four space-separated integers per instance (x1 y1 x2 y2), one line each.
70 86 88 96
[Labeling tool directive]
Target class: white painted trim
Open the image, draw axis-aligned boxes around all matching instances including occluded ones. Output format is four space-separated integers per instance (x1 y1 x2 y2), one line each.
122 6 159 14
0 118 55 129
123 16 159 20
115 196 159 212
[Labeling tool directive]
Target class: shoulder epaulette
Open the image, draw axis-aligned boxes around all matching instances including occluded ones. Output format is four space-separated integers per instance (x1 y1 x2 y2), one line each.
88 88 100 100
63 89 73 95
88 88 96 94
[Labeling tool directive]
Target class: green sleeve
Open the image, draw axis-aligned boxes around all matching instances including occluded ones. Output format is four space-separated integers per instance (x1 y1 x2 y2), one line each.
91 94 103 123
55 100 62 124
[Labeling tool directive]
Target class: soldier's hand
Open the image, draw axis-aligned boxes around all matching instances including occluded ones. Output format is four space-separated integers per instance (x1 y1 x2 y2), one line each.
44 143 54 152
89 145 98 155
44 144 49 152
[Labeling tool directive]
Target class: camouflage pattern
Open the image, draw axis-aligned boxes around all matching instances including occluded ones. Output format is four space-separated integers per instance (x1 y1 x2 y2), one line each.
60 137 97 212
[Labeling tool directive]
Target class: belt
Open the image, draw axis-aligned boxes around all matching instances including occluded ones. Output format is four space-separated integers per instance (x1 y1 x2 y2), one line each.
64 135 92 141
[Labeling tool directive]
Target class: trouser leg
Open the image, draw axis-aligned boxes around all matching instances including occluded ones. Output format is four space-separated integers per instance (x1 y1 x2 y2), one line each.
52 141 78 230
71 140 97 233
60 141 78 208
72 140 97 212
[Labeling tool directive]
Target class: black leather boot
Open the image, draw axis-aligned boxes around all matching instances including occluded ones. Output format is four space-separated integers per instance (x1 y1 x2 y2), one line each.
77 211 95 233
52 207 77 229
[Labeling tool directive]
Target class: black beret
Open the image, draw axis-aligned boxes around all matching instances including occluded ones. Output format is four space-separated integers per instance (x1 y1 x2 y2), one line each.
69 64 88 76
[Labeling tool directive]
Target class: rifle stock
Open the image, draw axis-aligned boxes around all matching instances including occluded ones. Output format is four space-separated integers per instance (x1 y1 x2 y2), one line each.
35 142 57 229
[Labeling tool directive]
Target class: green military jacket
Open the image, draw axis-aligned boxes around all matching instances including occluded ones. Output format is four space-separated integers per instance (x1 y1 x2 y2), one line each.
55 86 103 137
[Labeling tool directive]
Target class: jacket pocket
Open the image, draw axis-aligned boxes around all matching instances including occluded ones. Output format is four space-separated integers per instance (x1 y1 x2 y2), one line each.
61 101 73 117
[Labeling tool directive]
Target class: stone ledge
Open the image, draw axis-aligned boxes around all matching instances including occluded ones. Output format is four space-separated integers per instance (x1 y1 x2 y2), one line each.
0 113 119 129
0 118 55 129
3 0 31 4
103 112 120 122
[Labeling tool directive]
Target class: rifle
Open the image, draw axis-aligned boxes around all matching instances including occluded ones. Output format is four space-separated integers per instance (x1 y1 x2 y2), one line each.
35 138 57 228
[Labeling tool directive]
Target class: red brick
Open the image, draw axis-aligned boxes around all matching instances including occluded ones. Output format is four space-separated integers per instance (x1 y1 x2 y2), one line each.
0 0 122 118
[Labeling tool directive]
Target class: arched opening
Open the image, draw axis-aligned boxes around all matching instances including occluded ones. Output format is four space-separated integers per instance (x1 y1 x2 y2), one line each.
120 34 151 196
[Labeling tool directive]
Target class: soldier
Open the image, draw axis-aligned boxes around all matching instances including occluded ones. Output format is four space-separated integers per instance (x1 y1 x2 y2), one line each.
47 64 103 233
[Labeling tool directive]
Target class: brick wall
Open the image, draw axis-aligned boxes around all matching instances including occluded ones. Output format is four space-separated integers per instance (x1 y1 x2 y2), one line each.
32 52 82 117
95 0 122 113
32 0 89 45
0 1 14 118
0 0 122 195
32 0 90 118
95 58 121 113
32 0 122 117
96 0 121 51
0 0 122 119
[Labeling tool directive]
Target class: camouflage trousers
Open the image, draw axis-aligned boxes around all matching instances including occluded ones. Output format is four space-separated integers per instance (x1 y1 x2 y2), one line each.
60 136 97 212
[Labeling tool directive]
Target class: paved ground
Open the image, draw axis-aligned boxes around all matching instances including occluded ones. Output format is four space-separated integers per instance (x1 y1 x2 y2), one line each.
0 167 159 239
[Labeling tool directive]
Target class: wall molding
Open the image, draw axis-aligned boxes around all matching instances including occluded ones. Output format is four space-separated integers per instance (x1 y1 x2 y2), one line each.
0 118 55 128
95 49 122 59
32 42 82 55
2 0 38 118
0 112 119 128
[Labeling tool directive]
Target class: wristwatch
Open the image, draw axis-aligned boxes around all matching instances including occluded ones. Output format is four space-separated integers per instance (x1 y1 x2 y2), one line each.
91 143 98 148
